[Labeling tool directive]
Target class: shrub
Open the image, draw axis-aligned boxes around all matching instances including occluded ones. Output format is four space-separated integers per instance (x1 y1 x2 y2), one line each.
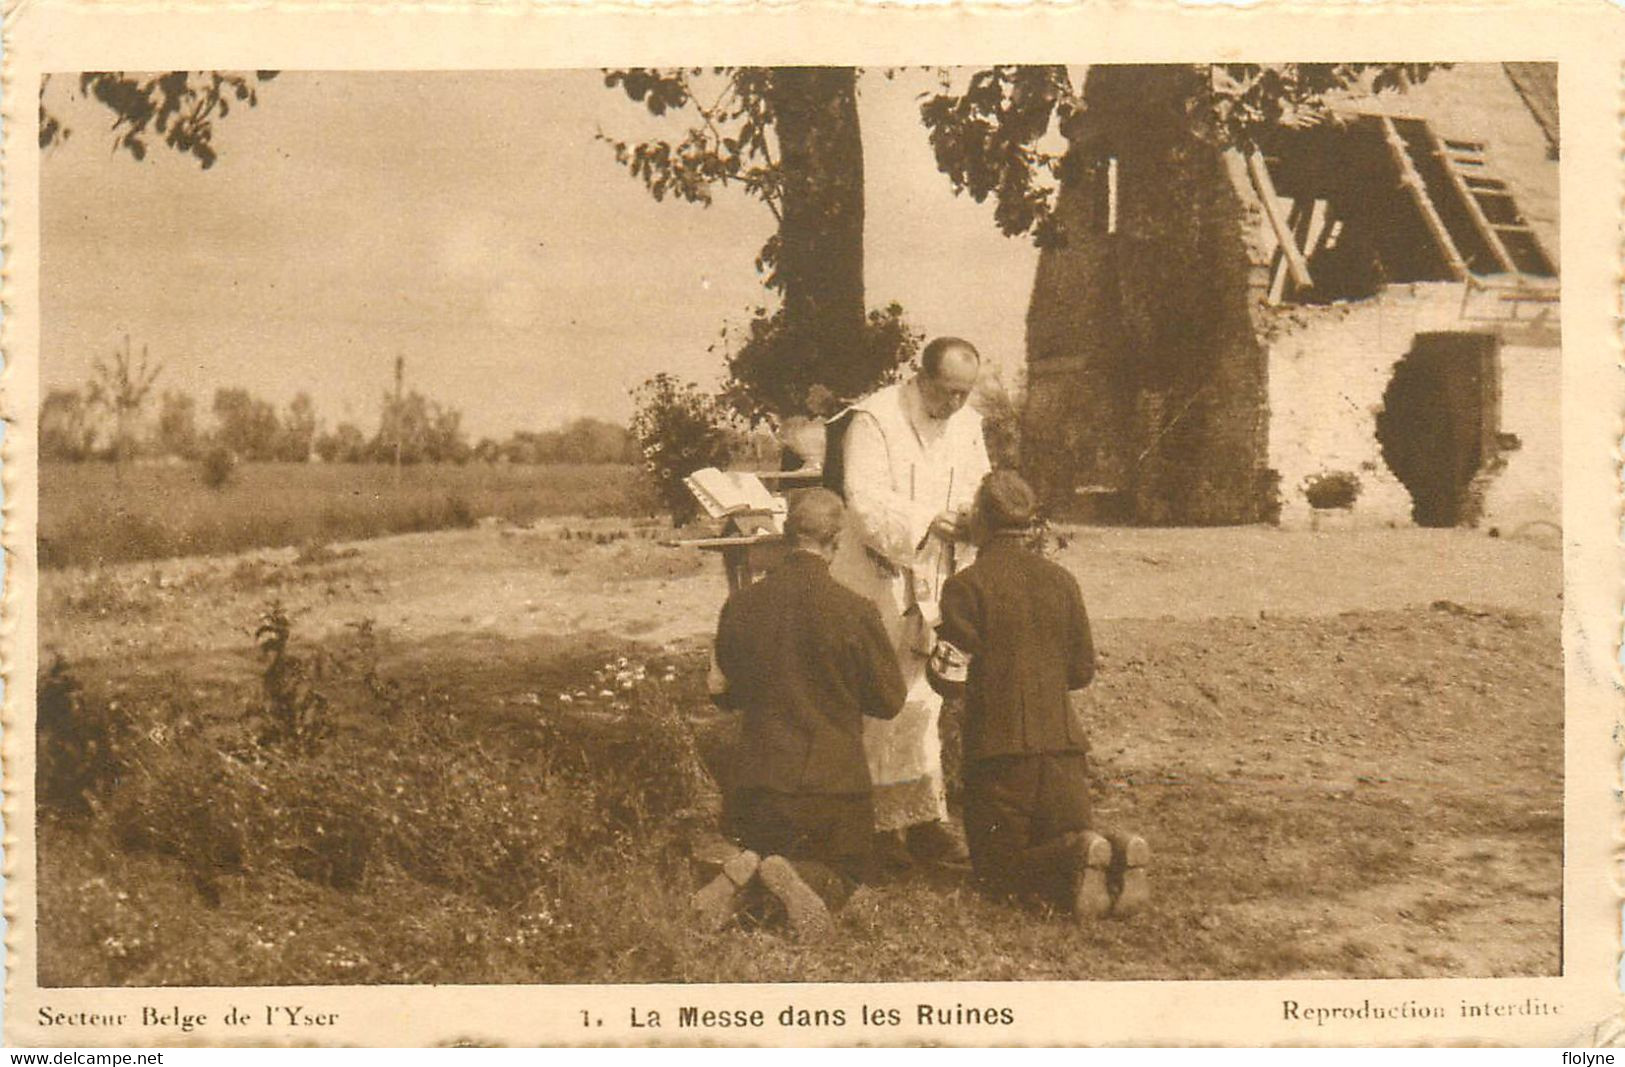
716 302 922 425
1303 470 1361 510
443 492 476 529
37 654 128 814
43 612 733 980
373 725 578 908
629 374 737 525
536 678 720 845
253 603 332 753
107 741 255 904
199 446 238 490
106 710 385 901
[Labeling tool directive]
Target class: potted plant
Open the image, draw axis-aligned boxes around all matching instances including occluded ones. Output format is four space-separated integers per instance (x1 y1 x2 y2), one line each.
1302 470 1361 531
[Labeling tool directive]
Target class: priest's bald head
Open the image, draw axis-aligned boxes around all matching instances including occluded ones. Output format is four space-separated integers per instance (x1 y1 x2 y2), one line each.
917 337 981 421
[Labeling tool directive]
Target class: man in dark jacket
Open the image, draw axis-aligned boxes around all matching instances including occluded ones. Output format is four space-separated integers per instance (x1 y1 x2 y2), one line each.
933 470 1149 920
697 488 908 937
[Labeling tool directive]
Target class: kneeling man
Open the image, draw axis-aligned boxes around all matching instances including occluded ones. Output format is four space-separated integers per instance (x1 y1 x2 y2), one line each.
933 470 1149 920
697 488 907 936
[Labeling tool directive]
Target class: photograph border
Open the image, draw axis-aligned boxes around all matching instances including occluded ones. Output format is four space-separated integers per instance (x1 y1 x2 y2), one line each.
4 0 1621 1046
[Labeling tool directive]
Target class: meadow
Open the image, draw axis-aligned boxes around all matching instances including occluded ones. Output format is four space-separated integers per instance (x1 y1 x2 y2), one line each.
38 461 648 569
35 520 1564 986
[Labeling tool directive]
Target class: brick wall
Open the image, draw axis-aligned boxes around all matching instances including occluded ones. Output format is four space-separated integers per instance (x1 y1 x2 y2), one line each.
1024 168 1132 503
1024 65 1269 525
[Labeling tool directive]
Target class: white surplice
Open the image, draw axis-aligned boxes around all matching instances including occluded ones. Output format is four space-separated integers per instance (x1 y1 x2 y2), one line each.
829 378 990 831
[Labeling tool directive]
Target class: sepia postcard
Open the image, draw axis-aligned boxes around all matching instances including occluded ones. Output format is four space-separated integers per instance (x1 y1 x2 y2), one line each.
4 0 1622 1048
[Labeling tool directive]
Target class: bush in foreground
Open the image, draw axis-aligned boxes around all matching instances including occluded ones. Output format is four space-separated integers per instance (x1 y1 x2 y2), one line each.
38 608 727 985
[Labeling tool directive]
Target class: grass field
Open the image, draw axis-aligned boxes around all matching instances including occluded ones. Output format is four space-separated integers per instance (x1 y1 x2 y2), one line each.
35 520 1564 986
38 461 649 569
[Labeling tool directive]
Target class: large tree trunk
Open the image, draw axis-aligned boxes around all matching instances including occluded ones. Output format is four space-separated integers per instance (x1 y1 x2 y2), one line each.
767 67 868 402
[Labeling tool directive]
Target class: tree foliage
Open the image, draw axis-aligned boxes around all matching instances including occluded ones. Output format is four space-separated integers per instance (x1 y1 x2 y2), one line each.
314 423 370 465
40 70 278 168
603 67 872 420
88 337 162 470
919 63 1445 249
715 302 922 426
40 389 97 462
277 392 319 463
599 68 785 281
919 65 1081 248
480 419 641 466
212 387 283 461
373 389 470 466
156 390 201 461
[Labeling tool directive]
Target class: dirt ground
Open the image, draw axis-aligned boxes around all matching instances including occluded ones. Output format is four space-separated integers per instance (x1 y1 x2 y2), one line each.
36 518 1565 982
40 518 1562 657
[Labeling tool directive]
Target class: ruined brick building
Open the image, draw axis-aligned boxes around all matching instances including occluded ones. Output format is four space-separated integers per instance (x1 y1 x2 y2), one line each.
1023 63 1559 531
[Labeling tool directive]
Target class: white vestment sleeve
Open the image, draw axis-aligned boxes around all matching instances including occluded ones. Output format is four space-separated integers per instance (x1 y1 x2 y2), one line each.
843 411 936 568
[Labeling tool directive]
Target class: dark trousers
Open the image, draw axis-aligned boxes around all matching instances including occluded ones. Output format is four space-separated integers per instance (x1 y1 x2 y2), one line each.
963 751 1092 904
734 787 875 908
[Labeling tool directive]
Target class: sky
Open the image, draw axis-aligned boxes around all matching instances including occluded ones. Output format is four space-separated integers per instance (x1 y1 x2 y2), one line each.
42 69 1045 440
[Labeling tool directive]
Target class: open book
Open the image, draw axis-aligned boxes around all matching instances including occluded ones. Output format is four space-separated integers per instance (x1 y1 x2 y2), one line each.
683 467 786 528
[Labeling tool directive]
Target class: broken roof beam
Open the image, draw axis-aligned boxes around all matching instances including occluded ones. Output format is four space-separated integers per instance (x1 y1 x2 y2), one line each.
1418 123 1522 278
1265 199 1305 304
1377 114 1468 281
1245 151 1313 293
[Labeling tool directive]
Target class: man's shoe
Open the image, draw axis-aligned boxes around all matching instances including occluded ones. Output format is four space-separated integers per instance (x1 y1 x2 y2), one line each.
691 849 760 931
1070 831 1114 921
1103 830 1151 919
906 820 971 865
758 855 833 939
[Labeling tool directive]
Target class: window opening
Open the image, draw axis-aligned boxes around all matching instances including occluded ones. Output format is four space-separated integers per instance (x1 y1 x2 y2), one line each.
1376 332 1503 527
1088 155 1120 235
1106 156 1119 235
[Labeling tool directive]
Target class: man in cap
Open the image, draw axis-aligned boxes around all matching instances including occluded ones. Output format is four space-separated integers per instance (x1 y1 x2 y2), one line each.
696 488 907 937
830 337 990 866
932 470 1150 920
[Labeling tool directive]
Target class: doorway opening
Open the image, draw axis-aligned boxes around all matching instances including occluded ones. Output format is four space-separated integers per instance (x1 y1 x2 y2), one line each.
1376 332 1503 527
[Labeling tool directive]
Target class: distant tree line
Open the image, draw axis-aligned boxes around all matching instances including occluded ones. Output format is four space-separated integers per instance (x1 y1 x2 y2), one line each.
471 420 641 466
41 378 640 467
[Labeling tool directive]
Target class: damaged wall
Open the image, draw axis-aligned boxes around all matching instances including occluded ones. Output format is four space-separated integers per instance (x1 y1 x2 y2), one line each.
1266 282 1559 531
1478 337 1560 534
1341 63 1559 263
1023 64 1558 530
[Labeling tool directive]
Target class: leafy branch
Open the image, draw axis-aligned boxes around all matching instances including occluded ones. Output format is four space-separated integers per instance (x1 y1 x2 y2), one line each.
919 65 1080 248
598 67 787 283
919 63 1446 249
41 70 279 169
